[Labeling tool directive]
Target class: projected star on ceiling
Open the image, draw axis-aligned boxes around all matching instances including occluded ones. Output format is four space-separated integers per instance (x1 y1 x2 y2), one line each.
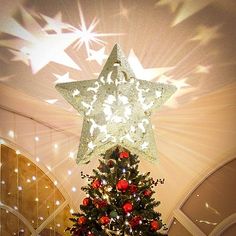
86 47 108 65
71 3 123 56
0 7 80 74
56 44 177 164
53 72 76 84
156 0 215 26
195 65 211 74
191 25 221 46
41 12 72 34
128 49 174 81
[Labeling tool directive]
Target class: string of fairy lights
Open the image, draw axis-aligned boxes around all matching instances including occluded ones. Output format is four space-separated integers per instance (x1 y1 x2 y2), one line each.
0 111 79 235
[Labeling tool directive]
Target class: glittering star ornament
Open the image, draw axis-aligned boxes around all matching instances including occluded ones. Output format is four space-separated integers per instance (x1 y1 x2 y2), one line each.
56 44 177 164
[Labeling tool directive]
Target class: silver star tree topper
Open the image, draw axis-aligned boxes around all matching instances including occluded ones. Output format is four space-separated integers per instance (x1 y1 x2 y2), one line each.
56 44 176 164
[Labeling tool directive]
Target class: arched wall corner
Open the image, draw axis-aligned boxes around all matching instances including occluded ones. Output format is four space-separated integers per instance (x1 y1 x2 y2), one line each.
0 138 77 212
167 153 236 233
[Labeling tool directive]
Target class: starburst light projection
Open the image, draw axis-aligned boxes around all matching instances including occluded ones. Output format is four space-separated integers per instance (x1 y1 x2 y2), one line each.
56 44 177 164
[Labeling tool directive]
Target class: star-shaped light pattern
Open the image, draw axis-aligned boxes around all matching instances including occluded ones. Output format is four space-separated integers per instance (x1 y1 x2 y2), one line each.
53 72 76 84
156 0 215 26
155 76 192 108
191 25 221 46
86 47 108 65
56 44 177 164
41 12 72 34
195 65 211 74
128 49 174 81
71 3 123 56
0 7 80 74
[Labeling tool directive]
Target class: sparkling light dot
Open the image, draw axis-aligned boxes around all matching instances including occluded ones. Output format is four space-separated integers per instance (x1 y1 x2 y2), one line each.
55 200 60 206
14 168 18 173
70 209 74 214
1 180 5 184
32 176 36 181
56 223 61 227
36 157 40 162
8 130 14 138
35 136 39 141
14 206 18 210
35 198 39 202
69 151 74 159
67 170 72 175
47 166 52 171
16 150 20 155
26 179 31 183
54 144 58 149
72 187 77 192
18 186 23 191
54 180 57 186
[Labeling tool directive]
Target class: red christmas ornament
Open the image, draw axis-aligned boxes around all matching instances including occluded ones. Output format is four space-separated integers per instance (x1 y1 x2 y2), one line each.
129 184 137 193
150 220 161 231
99 216 110 225
93 199 107 208
122 201 133 213
143 189 152 197
116 179 129 192
129 215 142 228
82 197 90 206
92 179 101 189
77 216 87 225
107 160 115 168
119 151 129 159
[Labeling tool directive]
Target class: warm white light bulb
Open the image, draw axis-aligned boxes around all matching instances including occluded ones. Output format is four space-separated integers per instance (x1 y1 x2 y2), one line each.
18 186 23 191
16 150 20 155
55 200 60 206
8 130 14 138
70 209 74 214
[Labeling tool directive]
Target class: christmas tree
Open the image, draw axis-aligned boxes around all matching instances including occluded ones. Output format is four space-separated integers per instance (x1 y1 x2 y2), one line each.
66 146 166 236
